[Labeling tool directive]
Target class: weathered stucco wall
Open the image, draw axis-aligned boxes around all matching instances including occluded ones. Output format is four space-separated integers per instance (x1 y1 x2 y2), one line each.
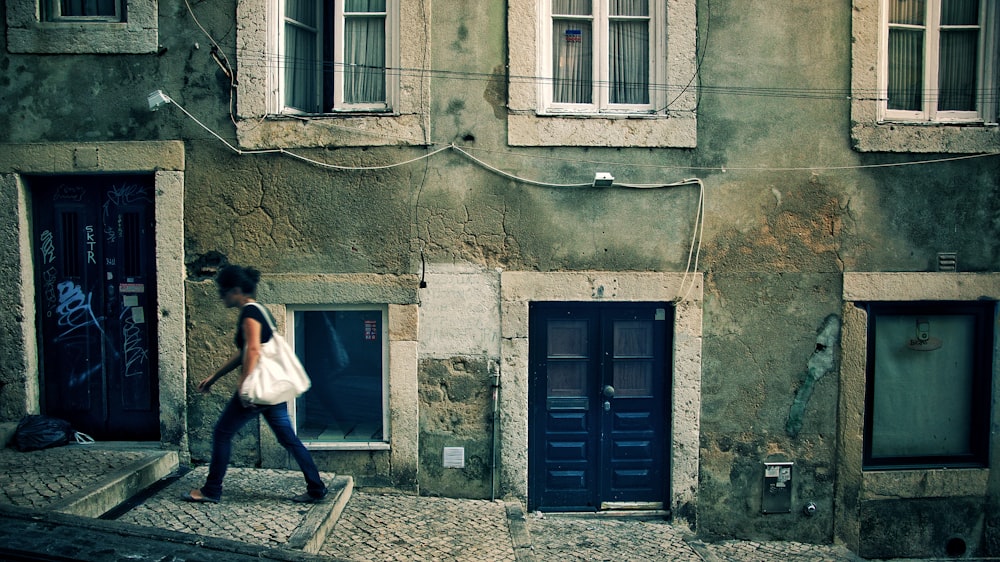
1 0 999 556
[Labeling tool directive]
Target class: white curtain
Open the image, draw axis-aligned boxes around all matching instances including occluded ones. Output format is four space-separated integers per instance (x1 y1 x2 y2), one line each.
610 0 649 104
938 0 979 111
871 314 975 458
888 0 981 112
285 0 319 112
552 0 593 104
344 0 386 104
887 0 925 111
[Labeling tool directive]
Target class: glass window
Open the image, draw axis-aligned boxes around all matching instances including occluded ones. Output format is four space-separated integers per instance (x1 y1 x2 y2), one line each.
544 0 653 113
883 0 997 123
281 0 395 114
291 307 387 444
45 0 122 21
864 301 994 469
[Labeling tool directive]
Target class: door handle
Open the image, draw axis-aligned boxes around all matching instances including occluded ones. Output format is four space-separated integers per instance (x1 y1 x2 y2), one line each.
603 385 615 398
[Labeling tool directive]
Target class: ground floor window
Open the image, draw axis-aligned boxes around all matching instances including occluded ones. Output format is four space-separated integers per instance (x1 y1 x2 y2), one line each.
863 301 994 469
289 305 388 446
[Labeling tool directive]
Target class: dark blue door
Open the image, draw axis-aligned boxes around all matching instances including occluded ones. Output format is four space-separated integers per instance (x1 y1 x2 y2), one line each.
529 302 671 511
32 175 159 441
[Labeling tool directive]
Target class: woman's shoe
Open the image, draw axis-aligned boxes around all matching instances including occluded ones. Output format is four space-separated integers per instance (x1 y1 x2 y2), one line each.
182 489 220 503
291 489 328 503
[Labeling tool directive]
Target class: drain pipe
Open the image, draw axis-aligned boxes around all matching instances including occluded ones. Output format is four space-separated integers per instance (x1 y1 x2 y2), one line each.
490 360 500 501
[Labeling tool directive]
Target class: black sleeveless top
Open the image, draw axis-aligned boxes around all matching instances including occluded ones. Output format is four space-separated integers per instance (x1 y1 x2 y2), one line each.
235 303 274 349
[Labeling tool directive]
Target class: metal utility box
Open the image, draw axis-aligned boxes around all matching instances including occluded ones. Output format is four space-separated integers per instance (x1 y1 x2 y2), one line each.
762 462 793 514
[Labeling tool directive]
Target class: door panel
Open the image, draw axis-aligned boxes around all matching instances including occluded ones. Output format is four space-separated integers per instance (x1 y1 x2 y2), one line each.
32 175 159 441
529 303 671 512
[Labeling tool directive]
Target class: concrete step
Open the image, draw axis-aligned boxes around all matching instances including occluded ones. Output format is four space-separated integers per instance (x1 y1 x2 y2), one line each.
288 474 354 554
47 447 179 518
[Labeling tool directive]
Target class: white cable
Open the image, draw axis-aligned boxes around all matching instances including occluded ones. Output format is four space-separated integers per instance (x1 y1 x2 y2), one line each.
166 94 450 169
162 92 708 302
676 179 705 303
450 145 592 188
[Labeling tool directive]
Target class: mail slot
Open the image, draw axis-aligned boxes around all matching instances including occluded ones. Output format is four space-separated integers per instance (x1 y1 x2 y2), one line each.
762 462 793 514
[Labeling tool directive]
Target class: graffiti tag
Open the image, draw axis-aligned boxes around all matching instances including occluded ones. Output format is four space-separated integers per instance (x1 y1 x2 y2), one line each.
120 307 148 378
40 230 55 264
54 281 104 342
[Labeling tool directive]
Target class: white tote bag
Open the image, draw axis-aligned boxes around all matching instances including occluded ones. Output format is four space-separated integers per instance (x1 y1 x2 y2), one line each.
239 303 311 405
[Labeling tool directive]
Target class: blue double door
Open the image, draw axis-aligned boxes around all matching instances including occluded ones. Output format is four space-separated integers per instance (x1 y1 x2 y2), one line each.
529 302 672 512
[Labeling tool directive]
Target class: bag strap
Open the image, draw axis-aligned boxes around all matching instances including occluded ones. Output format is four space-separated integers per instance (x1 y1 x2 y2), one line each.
243 301 278 332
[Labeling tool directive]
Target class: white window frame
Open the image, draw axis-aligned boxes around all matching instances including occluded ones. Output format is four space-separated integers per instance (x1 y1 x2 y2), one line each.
44 0 122 22
272 0 400 115
287 304 391 451
879 0 999 125
538 0 664 115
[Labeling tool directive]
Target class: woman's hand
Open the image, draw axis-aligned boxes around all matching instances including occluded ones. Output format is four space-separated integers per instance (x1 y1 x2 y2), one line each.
197 376 215 394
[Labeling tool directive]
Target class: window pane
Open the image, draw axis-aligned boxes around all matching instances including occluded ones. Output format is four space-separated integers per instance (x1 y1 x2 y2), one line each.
343 15 387 104
553 0 592 16
888 0 925 25
870 313 976 458
938 30 978 111
553 20 593 103
610 0 648 17
295 310 383 442
940 0 979 25
345 0 386 11
614 363 651 397
287 0 317 27
60 0 117 17
548 362 588 397
285 0 319 111
887 29 924 110
548 320 588 357
610 19 649 104
614 321 652 357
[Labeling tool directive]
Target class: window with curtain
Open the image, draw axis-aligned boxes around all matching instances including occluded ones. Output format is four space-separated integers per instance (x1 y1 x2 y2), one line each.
282 0 394 114
863 301 994 469
884 0 998 122
46 0 121 21
547 0 654 113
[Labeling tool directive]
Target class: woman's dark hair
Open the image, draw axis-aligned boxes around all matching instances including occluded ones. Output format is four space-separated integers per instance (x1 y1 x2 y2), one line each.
215 265 261 296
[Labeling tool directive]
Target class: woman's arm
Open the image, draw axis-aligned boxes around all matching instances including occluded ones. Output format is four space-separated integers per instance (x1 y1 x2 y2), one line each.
197 350 242 393
238 315 264 388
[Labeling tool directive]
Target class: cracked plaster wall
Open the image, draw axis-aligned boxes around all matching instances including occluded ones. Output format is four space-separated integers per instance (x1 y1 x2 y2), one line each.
0 0 999 551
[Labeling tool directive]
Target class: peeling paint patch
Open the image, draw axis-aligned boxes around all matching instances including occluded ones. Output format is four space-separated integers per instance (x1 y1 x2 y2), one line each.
786 314 841 438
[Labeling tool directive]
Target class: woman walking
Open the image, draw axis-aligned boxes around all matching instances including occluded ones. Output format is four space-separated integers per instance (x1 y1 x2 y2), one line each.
185 265 327 504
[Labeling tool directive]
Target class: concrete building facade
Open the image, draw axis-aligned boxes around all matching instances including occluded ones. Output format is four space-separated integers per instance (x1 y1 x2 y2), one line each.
1 0 999 558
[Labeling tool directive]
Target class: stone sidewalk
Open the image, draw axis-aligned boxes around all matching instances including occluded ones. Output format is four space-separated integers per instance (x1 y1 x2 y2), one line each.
0 442 868 561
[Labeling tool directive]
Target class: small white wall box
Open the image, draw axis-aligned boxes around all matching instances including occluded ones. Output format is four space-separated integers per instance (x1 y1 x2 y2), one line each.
593 172 615 187
443 447 465 468
762 462 793 513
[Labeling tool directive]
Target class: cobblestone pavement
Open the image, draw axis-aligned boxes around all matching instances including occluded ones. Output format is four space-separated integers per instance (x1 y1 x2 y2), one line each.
0 444 148 509
0 443 875 561
522 512 703 561
693 539 864 561
323 492 517 561
117 466 338 549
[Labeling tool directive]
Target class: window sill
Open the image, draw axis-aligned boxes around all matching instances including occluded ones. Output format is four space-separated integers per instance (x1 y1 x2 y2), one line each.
861 467 988 500
851 119 1000 153
304 441 390 451
5 0 157 54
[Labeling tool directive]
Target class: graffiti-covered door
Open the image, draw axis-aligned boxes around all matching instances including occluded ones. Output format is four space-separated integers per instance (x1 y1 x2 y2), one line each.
32 175 159 441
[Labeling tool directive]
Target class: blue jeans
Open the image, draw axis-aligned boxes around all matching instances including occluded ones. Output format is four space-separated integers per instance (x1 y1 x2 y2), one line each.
201 394 326 501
